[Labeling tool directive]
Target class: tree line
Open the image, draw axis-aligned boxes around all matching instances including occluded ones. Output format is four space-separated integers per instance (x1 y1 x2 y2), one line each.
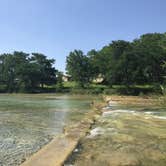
66 32 166 87
0 32 166 93
0 52 58 92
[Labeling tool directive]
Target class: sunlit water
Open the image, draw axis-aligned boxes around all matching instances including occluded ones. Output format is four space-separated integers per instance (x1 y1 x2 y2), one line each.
0 94 94 166
69 103 166 166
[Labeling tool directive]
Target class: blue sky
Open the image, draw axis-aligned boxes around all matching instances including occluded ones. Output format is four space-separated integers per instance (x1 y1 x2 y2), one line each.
0 0 165 72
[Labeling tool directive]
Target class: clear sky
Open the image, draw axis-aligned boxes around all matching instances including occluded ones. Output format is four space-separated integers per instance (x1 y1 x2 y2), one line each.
0 0 165 72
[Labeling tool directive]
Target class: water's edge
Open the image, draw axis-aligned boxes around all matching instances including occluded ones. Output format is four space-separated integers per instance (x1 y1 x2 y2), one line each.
21 99 105 166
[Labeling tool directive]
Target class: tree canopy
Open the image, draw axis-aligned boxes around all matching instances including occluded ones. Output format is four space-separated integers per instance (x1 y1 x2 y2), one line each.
0 51 57 92
1 32 166 93
66 32 166 87
66 50 93 87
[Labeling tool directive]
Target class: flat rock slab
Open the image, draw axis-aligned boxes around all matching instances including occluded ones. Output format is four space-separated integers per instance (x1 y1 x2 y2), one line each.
21 135 78 166
21 101 102 166
21 120 93 166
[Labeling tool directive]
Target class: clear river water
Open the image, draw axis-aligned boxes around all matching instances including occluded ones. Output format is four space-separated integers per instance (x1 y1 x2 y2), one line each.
0 94 95 166
1 94 166 166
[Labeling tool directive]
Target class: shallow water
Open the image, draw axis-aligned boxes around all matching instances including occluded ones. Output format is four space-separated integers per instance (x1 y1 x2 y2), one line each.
0 94 95 166
69 103 166 166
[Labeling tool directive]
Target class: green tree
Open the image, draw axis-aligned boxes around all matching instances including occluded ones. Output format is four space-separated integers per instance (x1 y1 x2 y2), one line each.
88 48 111 84
0 51 57 92
132 34 166 85
66 50 92 87
103 40 131 85
0 53 17 92
30 53 57 88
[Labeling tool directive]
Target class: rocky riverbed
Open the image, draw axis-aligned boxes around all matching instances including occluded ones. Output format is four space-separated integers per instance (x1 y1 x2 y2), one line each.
65 96 166 166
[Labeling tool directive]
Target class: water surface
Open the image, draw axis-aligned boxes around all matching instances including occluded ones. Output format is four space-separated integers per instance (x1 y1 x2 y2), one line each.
0 94 94 166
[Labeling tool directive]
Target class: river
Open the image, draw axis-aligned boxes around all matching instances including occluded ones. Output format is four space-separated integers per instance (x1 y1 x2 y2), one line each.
0 94 95 166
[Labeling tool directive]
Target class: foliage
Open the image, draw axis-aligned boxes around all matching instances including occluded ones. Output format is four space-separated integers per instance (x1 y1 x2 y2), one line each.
0 51 57 92
66 33 166 89
66 50 93 87
1 32 166 95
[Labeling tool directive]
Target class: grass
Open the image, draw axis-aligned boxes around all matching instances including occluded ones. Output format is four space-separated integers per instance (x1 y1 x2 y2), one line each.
63 81 78 88
0 81 163 95
44 82 163 95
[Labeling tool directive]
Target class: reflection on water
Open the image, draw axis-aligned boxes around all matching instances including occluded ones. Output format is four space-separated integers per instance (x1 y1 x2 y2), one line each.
0 94 93 166
71 104 166 166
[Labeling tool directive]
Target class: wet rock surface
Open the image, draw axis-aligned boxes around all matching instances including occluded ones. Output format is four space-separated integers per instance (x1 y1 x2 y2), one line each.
66 101 166 166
